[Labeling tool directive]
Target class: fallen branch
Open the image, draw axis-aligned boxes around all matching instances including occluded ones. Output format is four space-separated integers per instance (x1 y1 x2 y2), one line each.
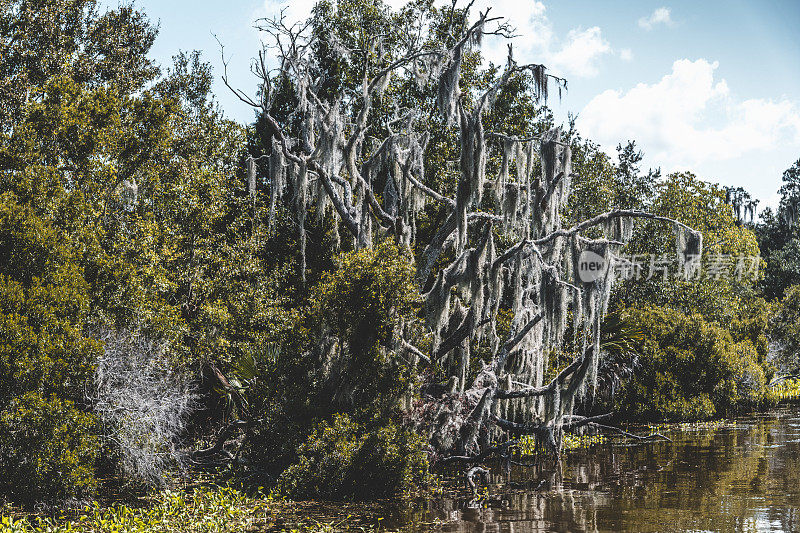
191 419 264 461
588 422 672 443
439 438 517 465
466 466 490 494
561 413 614 431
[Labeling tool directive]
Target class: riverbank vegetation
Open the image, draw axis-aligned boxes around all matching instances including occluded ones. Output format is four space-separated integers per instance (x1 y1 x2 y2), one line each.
2 0 800 523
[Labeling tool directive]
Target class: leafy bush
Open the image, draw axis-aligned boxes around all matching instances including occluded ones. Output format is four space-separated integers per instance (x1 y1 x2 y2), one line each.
615 306 767 420
0 393 99 506
276 414 429 500
238 242 424 490
0 195 102 505
769 284 800 374
307 240 419 416
612 172 761 326
0 194 101 407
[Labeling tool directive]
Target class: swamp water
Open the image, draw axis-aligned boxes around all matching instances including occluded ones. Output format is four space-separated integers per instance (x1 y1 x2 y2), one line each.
378 408 800 532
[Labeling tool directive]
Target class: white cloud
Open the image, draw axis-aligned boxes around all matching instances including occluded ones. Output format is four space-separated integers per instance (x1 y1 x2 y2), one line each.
549 27 612 77
475 1 612 78
257 0 314 29
255 0 612 79
638 7 674 30
576 58 800 176
620 48 633 62
485 2 619 78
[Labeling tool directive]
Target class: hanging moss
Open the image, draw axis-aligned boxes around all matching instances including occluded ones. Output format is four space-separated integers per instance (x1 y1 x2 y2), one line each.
437 48 462 127
268 138 286 234
248 8 703 466
295 159 309 282
603 216 634 242
675 224 704 266
247 156 256 197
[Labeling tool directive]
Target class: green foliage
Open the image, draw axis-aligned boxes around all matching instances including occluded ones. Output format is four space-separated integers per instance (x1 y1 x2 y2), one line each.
599 311 645 359
615 306 767 421
769 378 800 402
308 241 418 413
276 414 429 500
564 133 617 225
0 194 101 406
754 159 800 299
250 241 419 420
613 140 658 210
0 0 253 504
615 172 761 325
769 284 800 374
312 240 417 359
2 487 266 533
568 168 773 422
2 485 394 532
0 0 159 129
519 432 607 454
760 237 800 300
1 0 248 361
0 195 102 506
0 393 99 506
240 242 422 489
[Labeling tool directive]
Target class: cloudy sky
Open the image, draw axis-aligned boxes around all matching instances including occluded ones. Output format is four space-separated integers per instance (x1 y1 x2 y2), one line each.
102 0 800 208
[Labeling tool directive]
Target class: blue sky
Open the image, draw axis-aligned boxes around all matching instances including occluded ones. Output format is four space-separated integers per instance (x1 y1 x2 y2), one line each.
100 0 800 209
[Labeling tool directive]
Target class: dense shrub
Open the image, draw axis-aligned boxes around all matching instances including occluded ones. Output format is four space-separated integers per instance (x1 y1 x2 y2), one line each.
238 242 424 492
0 195 102 505
769 284 800 374
0 393 99 506
0 194 101 407
615 306 767 420
276 414 429 500
307 240 419 416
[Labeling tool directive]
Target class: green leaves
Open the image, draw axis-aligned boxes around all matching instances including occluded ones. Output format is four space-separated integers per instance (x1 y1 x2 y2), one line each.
0 194 100 406
769 284 800 374
614 171 762 325
276 414 429 500
0 195 102 505
312 240 417 351
600 311 645 359
615 306 767 421
0 392 99 505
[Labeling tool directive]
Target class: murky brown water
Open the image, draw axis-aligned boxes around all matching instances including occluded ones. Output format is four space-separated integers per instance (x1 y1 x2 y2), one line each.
395 409 800 532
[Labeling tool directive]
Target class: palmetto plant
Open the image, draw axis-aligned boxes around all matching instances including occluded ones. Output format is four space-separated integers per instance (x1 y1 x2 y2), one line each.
601 311 645 358
596 311 645 399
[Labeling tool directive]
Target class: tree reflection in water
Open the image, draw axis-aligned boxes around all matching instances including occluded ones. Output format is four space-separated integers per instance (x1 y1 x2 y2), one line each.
399 408 800 532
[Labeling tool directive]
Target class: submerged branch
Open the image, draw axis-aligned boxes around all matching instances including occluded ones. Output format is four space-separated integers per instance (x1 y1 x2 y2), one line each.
587 423 672 443
439 439 517 465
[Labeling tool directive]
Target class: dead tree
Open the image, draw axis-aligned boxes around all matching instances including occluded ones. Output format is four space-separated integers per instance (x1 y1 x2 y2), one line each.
222 2 700 465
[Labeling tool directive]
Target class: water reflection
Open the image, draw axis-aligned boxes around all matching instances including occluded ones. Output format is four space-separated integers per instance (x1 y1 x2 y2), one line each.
403 409 800 532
